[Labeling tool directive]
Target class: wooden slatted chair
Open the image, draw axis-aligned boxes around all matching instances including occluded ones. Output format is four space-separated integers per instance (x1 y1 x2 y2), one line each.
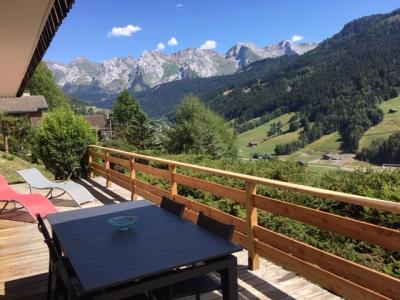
160 197 185 217
37 214 81 300
153 212 235 300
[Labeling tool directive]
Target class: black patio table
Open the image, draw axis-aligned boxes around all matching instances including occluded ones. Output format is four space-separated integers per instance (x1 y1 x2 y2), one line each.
47 200 242 299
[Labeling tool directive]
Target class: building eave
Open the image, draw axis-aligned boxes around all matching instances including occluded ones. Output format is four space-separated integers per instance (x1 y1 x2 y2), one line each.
17 0 75 96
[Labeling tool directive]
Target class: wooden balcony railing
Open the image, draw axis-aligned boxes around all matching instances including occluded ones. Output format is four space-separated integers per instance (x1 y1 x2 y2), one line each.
88 145 400 300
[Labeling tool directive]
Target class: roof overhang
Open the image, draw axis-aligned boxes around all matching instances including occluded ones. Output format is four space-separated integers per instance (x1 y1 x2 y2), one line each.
0 0 74 97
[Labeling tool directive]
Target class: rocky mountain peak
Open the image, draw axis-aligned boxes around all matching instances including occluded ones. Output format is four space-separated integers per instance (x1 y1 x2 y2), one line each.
72 56 91 64
46 39 319 101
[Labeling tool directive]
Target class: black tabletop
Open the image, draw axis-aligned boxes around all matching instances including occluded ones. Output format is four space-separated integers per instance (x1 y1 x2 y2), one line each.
47 201 241 293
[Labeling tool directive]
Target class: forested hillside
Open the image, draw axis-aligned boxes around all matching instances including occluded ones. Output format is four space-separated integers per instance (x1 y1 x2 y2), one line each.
137 9 400 152
135 55 295 118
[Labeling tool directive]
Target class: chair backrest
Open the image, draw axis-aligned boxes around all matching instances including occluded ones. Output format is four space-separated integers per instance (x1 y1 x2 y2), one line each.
197 212 235 241
160 196 185 217
36 214 78 298
17 168 52 189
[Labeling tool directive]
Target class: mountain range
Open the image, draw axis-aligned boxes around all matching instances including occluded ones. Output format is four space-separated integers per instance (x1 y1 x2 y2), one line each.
46 40 318 104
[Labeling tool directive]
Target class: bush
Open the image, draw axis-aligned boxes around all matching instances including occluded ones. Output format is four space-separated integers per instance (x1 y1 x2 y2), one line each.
33 108 97 179
288 120 301 132
2 153 15 161
167 96 237 158
102 136 137 152
274 140 302 155
356 132 400 164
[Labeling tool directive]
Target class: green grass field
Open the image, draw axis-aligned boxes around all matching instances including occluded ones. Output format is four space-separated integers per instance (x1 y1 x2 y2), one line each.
235 97 400 174
359 96 400 148
237 96 400 157
237 113 342 158
302 132 342 153
0 151 52 183
237 113 296 157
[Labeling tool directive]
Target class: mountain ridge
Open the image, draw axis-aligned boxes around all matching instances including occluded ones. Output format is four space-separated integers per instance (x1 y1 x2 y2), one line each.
46 40 318 103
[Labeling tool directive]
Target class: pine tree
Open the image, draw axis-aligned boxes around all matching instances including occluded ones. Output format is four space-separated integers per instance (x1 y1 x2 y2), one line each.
26 62 69 109
167 96 237 158
111 90 153 149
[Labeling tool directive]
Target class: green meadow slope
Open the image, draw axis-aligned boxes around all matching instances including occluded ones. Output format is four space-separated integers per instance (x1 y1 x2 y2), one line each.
359 96 400 148
236 96 399 175
237 96 400 159
237 113 297 157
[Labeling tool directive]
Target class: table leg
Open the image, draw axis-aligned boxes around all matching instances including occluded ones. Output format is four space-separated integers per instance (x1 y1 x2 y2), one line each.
218 255 238 300
52 231 62 255
47 262 53 300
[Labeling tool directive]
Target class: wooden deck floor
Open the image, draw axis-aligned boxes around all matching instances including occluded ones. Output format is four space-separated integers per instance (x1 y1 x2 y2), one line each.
0 177 340 300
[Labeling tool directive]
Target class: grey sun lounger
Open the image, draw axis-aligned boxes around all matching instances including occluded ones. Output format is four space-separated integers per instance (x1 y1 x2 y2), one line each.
17 168 95 207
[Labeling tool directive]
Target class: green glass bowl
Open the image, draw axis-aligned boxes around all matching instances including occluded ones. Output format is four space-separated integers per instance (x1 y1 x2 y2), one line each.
108 216 138 231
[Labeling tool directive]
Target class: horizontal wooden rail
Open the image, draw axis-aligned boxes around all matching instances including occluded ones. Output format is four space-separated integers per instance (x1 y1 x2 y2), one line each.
134 163 170 181
134 179 170 199
88 145 400 299
174 173 246 204
90 145 400 214
254 226 400 299
254 240 389 300
108 155 130 168
108 169 130 184
91 162 105 177
135 187 162 206
254 194 400 251
173 194 247 234
109 175 131 191
90 150 106 161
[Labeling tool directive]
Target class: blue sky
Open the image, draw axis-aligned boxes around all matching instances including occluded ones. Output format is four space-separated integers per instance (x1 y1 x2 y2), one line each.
45 0 400 63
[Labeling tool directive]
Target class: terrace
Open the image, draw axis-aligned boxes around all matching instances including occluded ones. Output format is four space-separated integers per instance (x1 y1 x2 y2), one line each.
1 178 337 300
2 145 399 299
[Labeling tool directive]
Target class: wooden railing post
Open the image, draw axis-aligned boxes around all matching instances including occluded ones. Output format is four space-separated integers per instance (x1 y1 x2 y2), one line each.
169 164 177 199
88 147 93 178
245 181 260 270
105 150 111 187
130 156 137 200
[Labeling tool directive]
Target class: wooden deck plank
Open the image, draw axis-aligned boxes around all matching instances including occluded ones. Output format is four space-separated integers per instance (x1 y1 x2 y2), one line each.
0 177 340 300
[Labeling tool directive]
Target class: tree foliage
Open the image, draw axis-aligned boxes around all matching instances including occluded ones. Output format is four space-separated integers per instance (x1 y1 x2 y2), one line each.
32 108 97 179
0 114 31 154
167 96 237 158
267 121 283 136
274 140 302 155
356 132 400 164
111 90 153 149
26 62 70 109
288 120 301 132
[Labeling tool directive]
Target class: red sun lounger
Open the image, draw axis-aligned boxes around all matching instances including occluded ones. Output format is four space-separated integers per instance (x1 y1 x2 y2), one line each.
0 176 57 219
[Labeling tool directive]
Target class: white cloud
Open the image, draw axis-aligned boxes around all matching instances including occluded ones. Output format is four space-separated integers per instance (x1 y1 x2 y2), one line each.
200 40 217 50
176 4 183 8
107 24 142 37
156 42 165 51
167 37 178 46
291 35 304 42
